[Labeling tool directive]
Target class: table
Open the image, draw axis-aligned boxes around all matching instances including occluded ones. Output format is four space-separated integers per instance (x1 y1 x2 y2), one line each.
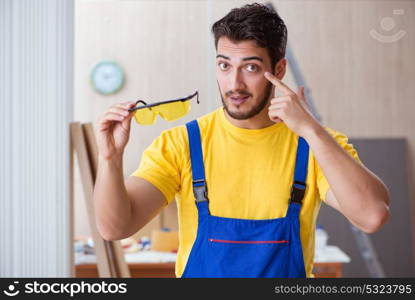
75 246 350 278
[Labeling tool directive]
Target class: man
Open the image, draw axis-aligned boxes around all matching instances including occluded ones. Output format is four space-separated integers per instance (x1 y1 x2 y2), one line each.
94 3 390 278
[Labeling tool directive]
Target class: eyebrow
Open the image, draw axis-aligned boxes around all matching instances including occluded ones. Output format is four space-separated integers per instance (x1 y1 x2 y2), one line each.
216 54 263 63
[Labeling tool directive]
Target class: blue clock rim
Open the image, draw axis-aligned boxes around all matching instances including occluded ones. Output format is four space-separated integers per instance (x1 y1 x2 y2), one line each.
90 60 125 95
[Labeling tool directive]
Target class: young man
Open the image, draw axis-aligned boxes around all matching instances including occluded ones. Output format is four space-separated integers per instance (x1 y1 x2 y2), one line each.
94 3 390 278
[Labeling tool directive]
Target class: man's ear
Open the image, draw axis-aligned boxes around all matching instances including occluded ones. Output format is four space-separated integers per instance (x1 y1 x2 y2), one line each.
274 58 287 80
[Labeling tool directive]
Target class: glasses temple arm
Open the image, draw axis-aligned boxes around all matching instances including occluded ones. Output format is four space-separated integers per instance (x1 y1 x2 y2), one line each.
135 100 148 106
128 100 149 112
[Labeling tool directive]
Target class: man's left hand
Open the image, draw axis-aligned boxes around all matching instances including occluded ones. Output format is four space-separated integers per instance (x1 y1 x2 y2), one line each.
264 71 321 138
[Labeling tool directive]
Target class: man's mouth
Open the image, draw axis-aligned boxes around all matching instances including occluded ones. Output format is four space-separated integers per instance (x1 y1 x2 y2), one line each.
229 95 250 105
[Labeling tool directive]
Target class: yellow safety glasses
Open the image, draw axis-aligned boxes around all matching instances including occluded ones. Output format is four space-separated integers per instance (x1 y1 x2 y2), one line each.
128 91 199 125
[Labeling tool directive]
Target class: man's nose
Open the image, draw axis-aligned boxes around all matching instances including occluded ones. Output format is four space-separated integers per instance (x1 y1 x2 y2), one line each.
229 70 246 92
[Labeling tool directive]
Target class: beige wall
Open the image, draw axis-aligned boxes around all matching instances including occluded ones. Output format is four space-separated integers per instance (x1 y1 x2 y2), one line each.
74 0 415 240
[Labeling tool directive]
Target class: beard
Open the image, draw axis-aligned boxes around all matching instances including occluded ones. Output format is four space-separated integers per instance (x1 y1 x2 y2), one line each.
219 81 273 120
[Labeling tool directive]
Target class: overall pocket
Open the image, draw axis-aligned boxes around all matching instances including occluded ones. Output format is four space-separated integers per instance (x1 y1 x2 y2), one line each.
206 237 291 277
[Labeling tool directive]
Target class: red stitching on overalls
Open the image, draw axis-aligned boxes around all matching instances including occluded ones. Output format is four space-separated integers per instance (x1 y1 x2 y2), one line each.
208 238 289 244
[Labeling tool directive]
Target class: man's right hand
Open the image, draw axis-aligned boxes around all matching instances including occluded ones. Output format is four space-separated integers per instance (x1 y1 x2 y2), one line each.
96 101 136 160
94 101 168 241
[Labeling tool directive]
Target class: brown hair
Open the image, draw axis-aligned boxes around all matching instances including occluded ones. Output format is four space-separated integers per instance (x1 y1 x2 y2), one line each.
211 3 287 69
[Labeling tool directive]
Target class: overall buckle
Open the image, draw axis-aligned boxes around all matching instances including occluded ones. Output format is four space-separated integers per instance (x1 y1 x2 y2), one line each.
193 179 209 203
290 180 306 204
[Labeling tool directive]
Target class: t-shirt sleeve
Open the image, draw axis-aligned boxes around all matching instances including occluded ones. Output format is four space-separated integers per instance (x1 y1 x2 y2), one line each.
316 127 362 203
131 129 182 205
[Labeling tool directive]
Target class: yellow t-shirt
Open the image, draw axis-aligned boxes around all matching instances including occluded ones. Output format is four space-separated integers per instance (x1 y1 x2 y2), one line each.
132 106 361 278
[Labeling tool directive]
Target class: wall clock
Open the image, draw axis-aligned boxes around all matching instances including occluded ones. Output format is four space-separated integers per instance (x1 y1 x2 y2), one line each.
90 61 125 95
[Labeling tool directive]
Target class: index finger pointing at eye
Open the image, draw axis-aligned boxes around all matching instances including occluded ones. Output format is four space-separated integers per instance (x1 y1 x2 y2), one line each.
264 72 294 95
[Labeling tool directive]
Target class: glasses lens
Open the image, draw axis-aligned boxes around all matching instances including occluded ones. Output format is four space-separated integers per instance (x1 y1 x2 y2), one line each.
133 107 156 125
156 100 190 121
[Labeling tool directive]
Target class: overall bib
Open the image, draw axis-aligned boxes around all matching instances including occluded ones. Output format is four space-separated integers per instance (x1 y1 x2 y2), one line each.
181 120 309 278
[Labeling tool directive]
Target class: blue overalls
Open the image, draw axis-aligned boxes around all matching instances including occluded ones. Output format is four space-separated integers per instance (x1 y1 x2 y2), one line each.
181 120 309 278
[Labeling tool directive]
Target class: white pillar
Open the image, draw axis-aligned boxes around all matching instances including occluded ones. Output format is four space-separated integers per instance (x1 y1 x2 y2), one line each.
0 0 74 277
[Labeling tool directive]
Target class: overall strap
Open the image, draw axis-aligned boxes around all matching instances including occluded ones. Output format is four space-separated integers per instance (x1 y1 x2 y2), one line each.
185 120 209 204
289 136 310 205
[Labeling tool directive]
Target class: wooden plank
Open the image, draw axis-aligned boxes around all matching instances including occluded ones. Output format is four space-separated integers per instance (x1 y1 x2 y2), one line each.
111 242 131 278
82 123 131 278
81 123 118 276
82 123 98 176
70 122 112 277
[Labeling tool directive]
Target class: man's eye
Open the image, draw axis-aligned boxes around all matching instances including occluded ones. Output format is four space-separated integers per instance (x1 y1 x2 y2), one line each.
218 62 228 70
246 64 257 72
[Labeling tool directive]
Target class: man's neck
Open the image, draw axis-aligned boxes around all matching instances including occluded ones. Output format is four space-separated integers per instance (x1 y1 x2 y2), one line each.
222 103 279 130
